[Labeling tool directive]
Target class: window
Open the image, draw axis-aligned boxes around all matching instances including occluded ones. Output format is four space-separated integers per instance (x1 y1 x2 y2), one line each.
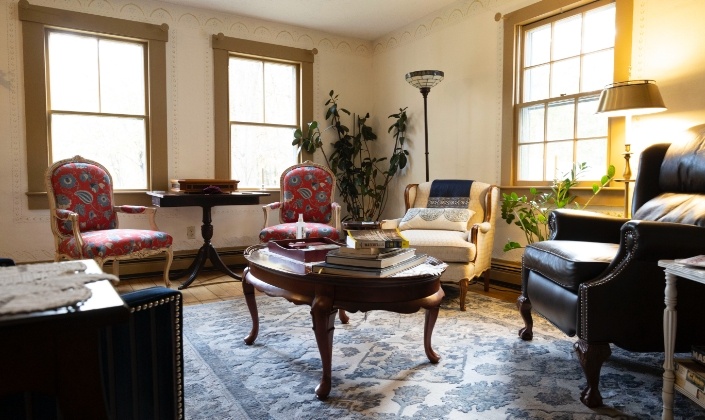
502 0 630 186
229 56 298 188
518 2 614 182
20 3 168 209
48 31 148 189
212 35 315 188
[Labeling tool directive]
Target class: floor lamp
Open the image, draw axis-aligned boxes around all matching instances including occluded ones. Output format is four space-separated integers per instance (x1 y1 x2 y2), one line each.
405 70 444 182
596 80 667 217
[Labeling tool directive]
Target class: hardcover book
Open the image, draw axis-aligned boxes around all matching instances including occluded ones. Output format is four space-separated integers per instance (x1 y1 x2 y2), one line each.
675 358 705 402
325 248 416 268
313 253 428 278
693 345 705 366
336 247 398 257
345 228 409 249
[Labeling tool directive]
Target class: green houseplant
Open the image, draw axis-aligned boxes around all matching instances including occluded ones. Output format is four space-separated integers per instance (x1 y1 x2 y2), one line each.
293 90 409 222
500 162 615 251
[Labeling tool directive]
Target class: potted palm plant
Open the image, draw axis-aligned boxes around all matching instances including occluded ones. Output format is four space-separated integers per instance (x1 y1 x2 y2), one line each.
293 90 409 222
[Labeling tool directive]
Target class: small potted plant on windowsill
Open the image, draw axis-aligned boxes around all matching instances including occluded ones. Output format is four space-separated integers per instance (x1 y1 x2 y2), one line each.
500 162 615 251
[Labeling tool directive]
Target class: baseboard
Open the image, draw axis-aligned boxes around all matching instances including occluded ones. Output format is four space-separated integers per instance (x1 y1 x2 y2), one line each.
489 258 521 288
29 250 525 287
108 246 248 279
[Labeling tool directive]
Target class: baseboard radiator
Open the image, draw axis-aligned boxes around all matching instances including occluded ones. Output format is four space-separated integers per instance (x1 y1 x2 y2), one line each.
488 259 522 289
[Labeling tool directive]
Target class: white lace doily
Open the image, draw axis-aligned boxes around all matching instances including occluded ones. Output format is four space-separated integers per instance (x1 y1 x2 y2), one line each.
0 261 120 315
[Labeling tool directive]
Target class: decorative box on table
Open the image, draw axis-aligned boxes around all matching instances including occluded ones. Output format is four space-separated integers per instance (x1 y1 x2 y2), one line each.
267 238 341 262
170 179 239 193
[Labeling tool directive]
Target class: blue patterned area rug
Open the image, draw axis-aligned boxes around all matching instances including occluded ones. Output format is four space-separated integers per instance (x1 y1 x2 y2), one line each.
183 288 705 419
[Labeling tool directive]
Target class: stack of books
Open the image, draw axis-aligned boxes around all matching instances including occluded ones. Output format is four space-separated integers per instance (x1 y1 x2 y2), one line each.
313 228 427 277
674 345 705 404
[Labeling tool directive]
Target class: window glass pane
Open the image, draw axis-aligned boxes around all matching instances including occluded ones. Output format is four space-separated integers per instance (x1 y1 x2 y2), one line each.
523 64 550 102
519 104 545 144
517 143 545 181
576 138 608 180
546 99 574 141
229 57 264 122
99 39 145 115
552 14 582 60
551 57 580 96
524 24 551 67
583 4 616 53
51 114 147 189
230 125 297 188
577 96 607 138
264 62 297 125
48 32 99 112
546 141 574 180
581 50 613 92
516 1 615 185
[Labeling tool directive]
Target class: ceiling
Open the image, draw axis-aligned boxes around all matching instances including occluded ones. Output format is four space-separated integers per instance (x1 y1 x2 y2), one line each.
160 0 460 41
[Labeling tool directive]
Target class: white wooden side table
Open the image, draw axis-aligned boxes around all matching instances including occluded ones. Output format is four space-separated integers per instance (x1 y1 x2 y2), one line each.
659 260 705 420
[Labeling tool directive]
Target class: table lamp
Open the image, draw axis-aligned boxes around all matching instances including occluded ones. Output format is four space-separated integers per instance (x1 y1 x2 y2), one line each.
405 70 444 182
596 80 667 180
596 80 666 216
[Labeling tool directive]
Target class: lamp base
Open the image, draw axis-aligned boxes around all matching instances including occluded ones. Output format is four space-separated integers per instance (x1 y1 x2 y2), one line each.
622 144 632 181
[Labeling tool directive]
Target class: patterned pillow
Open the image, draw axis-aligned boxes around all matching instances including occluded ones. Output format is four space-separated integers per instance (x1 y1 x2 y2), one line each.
398 208 475 232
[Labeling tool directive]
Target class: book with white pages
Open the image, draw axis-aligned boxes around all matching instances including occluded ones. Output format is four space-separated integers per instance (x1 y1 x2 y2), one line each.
325 248 416 268
336 246 399 258
313 253 428 278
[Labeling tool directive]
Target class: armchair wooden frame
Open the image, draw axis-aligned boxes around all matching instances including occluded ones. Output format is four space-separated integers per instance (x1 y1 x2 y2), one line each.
45 155 173 286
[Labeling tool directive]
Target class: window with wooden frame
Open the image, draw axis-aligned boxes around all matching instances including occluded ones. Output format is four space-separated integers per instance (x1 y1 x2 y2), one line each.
212 35 315 189
501 0 632 187
19 2 168 209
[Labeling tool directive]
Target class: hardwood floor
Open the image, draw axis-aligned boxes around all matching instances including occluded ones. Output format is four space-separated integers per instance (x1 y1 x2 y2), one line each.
115 267 521 306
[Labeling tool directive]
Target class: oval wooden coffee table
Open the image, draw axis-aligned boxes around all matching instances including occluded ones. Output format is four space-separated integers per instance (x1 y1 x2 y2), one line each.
242 247 446 400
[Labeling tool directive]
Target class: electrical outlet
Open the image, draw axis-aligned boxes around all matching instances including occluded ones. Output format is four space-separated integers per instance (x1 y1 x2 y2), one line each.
186 226 196 239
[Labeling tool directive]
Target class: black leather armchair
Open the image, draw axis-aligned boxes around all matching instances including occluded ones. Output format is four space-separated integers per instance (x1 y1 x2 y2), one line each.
518 123 705 407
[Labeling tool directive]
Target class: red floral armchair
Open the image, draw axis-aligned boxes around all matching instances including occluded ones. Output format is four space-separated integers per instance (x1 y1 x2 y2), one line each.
45 156 173 286
259 161 341 242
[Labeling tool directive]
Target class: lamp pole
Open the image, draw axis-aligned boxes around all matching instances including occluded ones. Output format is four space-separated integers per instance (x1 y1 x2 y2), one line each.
405 70 444 183
420 87 431 182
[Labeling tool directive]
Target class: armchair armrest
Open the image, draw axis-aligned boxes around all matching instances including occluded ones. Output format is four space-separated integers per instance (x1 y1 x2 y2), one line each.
624 220 705 259
331 202 342 233
53 209 85 250
261 202 281 229
579 220 705 343
550 209 627 243
102 287 183 419
115 205 159 230
380 218 401 229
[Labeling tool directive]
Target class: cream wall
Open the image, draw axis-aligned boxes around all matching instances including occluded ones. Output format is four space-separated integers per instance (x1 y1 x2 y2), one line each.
2 0 705 265
370 0 705 264
0 0 373 262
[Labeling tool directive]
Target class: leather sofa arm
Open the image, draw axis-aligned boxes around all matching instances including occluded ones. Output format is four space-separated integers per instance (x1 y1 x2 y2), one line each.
550 209 627 243
622 220 705 259
578 220 705 344
102 287 184 419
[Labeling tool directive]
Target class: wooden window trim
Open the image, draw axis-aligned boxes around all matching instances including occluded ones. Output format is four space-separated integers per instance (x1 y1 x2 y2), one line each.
500 0 633 189
212 33 315 181
19 0 169 209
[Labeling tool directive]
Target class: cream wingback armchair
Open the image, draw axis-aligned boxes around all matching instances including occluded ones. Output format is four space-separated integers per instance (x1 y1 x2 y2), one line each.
381 180 499 311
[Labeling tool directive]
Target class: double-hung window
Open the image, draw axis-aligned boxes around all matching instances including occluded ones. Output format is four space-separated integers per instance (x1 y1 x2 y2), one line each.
503 0 622 186
20 3 168 209
212 36 315 189
229 56 298 188
47 31 148 189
